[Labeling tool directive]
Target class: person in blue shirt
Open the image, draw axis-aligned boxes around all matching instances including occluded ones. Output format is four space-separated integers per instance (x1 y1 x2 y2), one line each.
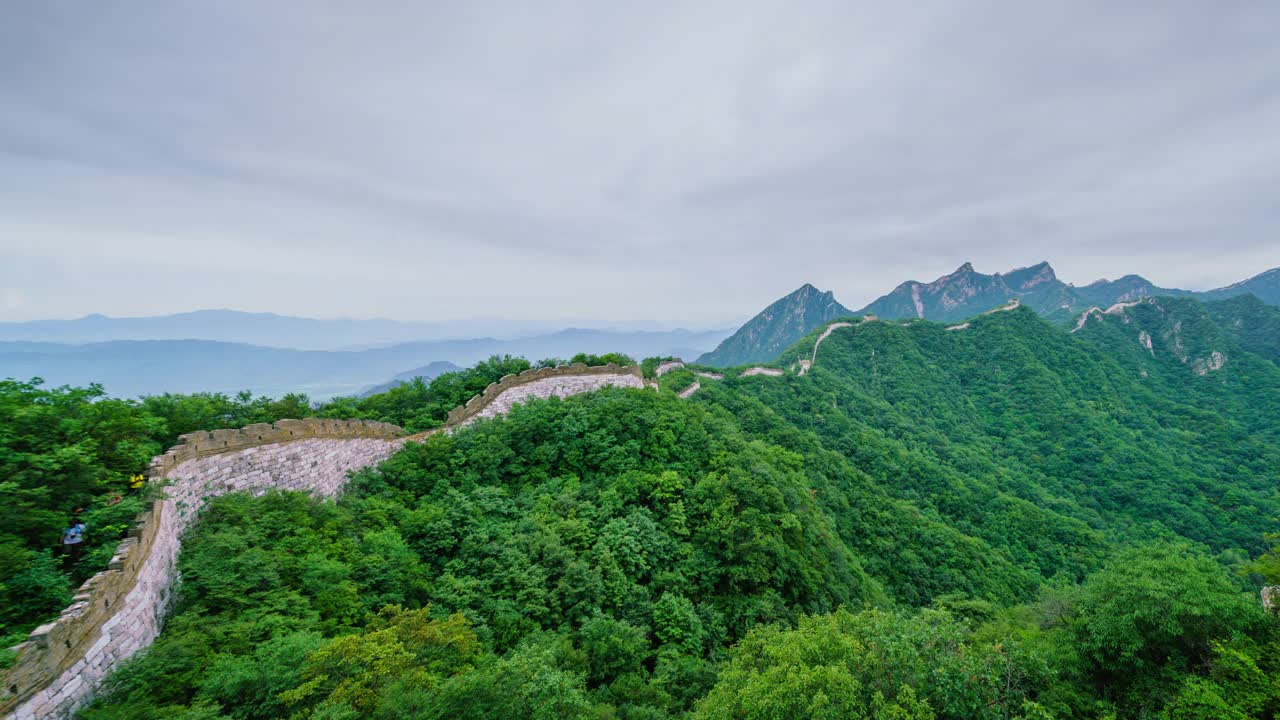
62 517 86 564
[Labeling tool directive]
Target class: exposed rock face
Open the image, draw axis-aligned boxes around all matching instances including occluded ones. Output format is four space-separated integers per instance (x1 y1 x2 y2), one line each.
1073 297 1235 379
1264 586 1279 613
698 284 854 367
857 261 1076 323
1191 351 1227 375
856 262 1280 324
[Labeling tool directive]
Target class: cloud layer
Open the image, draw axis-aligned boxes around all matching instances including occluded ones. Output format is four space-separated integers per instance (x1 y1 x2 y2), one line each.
2 1 1278 326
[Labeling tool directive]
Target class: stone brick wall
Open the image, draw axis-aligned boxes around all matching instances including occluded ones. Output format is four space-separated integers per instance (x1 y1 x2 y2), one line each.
3 420 407 720
446 363 645 426
654 361 685 376
3 366 646 720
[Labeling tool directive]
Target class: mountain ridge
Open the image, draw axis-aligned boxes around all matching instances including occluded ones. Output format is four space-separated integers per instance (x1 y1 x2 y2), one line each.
0 327 728 399
0 308 730 351
856 261 1280 323
699 262 1280 369
697 283 854 367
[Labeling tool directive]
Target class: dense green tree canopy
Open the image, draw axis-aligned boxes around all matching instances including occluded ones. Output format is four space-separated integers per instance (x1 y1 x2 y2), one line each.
6 296 1279 718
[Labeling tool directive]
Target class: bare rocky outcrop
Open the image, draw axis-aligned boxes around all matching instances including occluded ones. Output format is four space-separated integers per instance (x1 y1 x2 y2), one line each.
1071 300 1228 376
677 381 701 398
910 284 924 318
3 364 646 720
1191 351 1227 376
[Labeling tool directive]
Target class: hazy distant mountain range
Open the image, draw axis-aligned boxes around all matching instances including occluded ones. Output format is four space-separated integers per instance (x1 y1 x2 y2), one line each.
0 310 685 351
5 262 1277 395
357 361 463 397
0 327 729 399
698 263 1280 367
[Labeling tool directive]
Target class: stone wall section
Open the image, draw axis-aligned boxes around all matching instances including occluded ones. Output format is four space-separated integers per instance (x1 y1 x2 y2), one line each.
740 367 784 377
446 363 644 426
677 381 701 399
5 365 646 720
4 421 407 720
654 361 685 376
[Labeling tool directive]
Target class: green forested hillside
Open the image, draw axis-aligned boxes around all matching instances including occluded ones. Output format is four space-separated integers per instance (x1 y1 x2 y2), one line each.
0 355 559 646
25 298 1280 719
1206 294 1280 366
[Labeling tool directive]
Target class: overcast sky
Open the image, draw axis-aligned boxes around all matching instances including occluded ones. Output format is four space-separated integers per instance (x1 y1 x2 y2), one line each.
2 1 1278 327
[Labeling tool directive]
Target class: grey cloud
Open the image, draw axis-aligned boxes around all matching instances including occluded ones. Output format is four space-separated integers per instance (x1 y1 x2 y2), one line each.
1 1 1278 326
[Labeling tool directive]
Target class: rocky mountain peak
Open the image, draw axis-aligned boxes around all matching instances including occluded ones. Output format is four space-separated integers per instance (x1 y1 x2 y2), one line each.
1002 261 1058 291
698 284 854 367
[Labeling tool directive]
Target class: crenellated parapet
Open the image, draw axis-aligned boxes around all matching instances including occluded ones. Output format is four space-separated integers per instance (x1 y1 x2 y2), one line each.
445 363 645 427
2 419 408 720
3 366 644 720
150 418 405 477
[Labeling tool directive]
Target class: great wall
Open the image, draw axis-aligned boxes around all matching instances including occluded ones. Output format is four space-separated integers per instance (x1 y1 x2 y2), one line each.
2 363 644 720
7 328 1273 719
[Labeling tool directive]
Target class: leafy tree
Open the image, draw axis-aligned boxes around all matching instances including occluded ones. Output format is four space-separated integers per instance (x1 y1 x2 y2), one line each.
695 608 1048 720
1070 542 1264 713
281 606 478 714
568 352 635 367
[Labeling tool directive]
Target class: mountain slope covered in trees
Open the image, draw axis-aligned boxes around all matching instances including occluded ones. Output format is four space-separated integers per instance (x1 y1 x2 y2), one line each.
697 284 853 367
697 263 1280 373
67 295 1280 720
